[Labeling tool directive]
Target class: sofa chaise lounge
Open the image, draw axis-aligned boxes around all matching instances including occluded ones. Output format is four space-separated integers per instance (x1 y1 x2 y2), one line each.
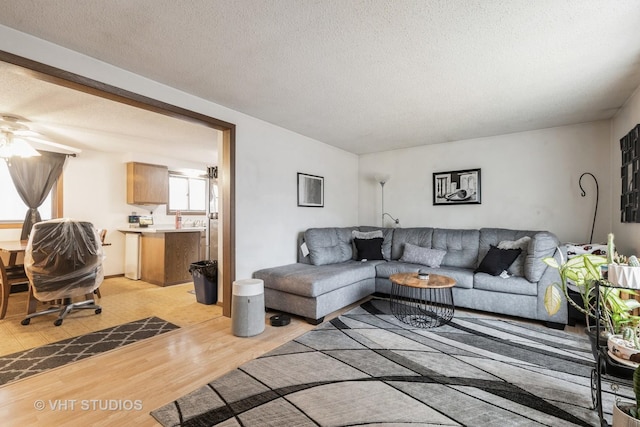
253 226 567 327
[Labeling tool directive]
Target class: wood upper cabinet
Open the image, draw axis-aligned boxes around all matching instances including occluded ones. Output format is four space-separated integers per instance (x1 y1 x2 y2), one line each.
127 162 168 205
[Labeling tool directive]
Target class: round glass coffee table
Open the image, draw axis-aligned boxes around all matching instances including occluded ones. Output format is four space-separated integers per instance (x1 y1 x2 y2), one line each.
389 272 456 328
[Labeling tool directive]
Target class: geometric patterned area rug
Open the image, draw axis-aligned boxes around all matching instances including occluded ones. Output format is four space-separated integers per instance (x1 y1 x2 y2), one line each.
151 299 622 426
0 316 179 386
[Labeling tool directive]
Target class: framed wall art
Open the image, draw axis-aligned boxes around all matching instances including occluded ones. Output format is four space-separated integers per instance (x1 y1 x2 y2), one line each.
297 172 324 207
433 168 481 205
621 124 640 222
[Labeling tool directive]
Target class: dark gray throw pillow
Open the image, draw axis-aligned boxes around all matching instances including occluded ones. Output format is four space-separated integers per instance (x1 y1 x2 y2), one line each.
354 237 384 260
475 245 522 276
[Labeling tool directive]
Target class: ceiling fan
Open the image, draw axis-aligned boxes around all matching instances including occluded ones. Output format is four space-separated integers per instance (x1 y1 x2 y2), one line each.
0 114 82 159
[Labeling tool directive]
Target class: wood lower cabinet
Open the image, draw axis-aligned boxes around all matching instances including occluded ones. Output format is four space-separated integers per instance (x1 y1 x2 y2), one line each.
140 232 200 286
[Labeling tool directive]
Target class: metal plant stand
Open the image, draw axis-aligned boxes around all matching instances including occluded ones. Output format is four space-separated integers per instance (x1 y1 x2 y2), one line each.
593 280 635 427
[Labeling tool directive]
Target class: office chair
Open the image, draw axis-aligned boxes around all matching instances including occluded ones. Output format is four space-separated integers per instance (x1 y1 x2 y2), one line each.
21 219 105 326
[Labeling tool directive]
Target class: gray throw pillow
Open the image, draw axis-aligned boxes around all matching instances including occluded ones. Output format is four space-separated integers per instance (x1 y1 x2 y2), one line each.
352 230 383 239
498 236 531 276
399 243 447 267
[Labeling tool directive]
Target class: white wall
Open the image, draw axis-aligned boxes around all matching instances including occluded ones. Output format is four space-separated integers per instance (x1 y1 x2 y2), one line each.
0 25 359 281
62 150 127 276
236 118 359 275
611 85 640 256
62 150 211 276
0 148 212 275
359 121 612 244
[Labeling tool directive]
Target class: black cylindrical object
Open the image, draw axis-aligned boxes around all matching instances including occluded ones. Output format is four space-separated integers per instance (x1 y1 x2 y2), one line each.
189 260 218 305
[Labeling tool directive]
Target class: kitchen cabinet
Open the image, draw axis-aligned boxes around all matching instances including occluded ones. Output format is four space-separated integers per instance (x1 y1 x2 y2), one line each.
127 162 168 205
140 231 200 286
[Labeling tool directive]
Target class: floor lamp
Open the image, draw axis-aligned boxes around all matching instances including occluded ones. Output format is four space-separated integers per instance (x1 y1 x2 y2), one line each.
379 178 400 227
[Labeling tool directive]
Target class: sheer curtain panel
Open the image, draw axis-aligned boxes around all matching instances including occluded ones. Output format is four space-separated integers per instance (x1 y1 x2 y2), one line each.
7 151 67 240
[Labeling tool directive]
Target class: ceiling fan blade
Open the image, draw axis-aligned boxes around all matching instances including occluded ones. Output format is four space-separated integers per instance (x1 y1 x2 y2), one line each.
12 129 40 138
0 115 29 131
21 136 82 154
1 114 82 154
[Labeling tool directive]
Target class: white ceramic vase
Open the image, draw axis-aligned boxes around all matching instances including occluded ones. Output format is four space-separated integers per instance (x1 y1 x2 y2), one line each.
609 264 640 288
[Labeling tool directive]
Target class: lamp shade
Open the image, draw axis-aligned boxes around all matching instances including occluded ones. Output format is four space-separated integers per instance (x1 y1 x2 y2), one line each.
376 174 390 185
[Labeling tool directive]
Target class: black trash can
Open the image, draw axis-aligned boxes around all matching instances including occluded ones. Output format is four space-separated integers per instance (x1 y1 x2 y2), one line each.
189 260 218 305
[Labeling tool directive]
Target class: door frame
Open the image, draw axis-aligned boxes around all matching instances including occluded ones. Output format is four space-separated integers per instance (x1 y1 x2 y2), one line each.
0 50 236 316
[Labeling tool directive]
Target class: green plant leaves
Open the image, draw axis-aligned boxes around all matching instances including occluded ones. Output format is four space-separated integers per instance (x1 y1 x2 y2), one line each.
584 255 603 281
542 253 608 322
544 285 562 316
542 257 559 269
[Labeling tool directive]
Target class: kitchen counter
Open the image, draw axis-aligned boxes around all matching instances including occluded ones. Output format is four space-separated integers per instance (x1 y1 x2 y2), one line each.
118 226 204 286
118 227 203 286
118 226 205 234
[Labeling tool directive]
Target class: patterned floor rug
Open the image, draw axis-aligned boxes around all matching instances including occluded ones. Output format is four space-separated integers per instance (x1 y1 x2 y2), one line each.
151 299 628 427
0 316 179 386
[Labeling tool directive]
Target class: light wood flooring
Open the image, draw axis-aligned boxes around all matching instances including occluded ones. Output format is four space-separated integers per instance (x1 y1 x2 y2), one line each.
0 276 223 357
0 276 338 426
0 278 586 426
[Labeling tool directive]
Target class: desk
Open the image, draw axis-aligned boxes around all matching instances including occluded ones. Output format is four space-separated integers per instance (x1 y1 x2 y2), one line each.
0 240 28 319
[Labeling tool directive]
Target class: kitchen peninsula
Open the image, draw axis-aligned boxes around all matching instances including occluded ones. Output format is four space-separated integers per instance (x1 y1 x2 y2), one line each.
118 227 204 286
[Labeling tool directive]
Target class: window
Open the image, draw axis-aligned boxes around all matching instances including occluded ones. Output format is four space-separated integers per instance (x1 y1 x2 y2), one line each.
0 161 53 223
168 172 207 214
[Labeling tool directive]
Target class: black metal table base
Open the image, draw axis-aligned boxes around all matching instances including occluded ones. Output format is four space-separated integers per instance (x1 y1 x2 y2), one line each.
390 282 454 328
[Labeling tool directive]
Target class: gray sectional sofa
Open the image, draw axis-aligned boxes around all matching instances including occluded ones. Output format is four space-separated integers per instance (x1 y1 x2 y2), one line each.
253 226 567 327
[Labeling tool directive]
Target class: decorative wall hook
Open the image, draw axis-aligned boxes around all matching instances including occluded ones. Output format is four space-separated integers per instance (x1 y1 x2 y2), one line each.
579 172 598 244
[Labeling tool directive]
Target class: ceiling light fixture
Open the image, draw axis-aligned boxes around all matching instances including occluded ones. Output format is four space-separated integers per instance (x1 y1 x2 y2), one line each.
0 131 41 159
0 115 81 159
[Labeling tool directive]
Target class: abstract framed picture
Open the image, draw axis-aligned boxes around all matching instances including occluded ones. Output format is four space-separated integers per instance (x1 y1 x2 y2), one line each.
621 124 640 222
433 168 481 205
297 172 324 207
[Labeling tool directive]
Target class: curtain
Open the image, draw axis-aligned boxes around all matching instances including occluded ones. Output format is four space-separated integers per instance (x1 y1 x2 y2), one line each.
7 151 67 240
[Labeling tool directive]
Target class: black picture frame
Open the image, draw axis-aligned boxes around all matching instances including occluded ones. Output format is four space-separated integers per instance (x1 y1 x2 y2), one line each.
620 124 640 222
433 168 481 205
297 173 324 207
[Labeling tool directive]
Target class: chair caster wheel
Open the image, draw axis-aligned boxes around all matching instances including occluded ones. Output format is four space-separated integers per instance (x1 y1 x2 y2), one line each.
95 308 102 314
54 319 63 327
21 318 30 326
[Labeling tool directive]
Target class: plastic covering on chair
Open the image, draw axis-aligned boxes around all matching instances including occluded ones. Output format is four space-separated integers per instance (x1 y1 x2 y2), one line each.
24 219 105 301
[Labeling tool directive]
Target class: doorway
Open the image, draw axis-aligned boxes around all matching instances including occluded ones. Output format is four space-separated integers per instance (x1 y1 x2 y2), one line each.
0 50 236 316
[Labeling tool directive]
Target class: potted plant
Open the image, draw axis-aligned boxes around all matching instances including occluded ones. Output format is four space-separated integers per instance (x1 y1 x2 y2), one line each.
543 253 640 327
611 332 640 426
542 252 607 325
542 249 640 355
543 235 640 425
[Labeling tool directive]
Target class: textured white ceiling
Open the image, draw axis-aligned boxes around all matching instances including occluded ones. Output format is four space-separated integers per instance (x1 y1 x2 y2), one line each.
0 0 640 154
0 62 219 162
